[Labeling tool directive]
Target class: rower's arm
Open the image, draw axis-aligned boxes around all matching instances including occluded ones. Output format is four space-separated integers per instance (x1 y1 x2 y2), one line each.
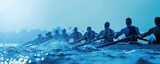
142 28 154 37
135 27 140 35
68 33 73 39
96 31 103 38
78 32 83 38
81 32 87 40
110 30 115 38
114 29 124 39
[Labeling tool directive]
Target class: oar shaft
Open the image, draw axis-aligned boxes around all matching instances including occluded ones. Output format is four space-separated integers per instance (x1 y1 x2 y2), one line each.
70 35 95 44
70 38 83 44
96 36 131 48
74 38 102 47
73 33 115 47
137 37 149 42
96 35 150 48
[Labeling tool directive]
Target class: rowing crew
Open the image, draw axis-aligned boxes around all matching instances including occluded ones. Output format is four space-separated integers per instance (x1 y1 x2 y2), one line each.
28 17 160 45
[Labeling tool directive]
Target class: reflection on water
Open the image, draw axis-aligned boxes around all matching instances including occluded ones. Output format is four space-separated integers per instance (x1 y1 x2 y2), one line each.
0 42 160 64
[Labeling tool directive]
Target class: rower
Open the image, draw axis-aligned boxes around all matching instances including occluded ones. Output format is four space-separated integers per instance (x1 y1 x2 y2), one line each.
60 29 69 42
35 34 45 44
44 32 53 41
53 30 61 41
115 18 140 43
97 22 115 42
27 34 45 45
141 17 160 44
82 26 96 41
69 27 82 42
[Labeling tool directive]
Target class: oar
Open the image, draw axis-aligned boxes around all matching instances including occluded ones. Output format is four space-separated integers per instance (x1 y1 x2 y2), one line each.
137 37 149 42
96 36 132 48
69 35 95 44
18 41 33 48
73 33 115 48
96 35 150 48
21 40 43 48
73 37 103 48
69 38 84 44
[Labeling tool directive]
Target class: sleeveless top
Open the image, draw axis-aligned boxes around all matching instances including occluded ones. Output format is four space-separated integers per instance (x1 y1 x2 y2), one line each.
104 28 114 42
153 27 160 44
126 26 138 42
84 31 95 41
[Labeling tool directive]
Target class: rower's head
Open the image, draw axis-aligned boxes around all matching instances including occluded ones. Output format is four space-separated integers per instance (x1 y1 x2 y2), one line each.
62 29 66 34
155 17 160 27
87 26 92 31
55 30 59 34
126 18 132 27
74 27 78 32
48 32 52 35
104 22 110 29
45 32 52 38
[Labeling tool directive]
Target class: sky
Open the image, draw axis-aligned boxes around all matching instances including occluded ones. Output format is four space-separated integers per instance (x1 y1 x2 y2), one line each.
0 0 160 33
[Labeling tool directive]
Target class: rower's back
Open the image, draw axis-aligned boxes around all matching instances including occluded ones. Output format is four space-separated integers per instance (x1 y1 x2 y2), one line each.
44 32 53 42
152 27 160 44
69 27 82 42
142 17 160 44
61 29 69 42
126 18 139 41
115 18 140 42
97 22 115 42
83 26 96 41
153 17 160 43
53 30 61 41
36 34 45 43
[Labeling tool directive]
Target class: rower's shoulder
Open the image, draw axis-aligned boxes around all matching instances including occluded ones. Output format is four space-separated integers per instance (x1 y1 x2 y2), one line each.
132 26 139 29
78 31 82 34
100 30 105 32
109 28 115 33
120 27 128 31
92 30 96 32
109 28 114 31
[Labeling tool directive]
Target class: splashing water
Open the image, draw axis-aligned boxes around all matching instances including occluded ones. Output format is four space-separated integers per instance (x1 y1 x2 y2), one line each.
0 40 160 64
36 39 72 51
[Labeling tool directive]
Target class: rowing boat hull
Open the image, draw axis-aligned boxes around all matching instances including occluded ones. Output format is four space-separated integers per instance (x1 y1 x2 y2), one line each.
90 42 160 51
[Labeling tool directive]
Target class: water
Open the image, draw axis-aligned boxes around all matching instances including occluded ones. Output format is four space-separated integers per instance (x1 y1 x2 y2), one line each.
0 41 160 64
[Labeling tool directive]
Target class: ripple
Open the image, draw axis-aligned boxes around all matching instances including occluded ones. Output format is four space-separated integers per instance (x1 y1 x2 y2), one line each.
1 43 160 64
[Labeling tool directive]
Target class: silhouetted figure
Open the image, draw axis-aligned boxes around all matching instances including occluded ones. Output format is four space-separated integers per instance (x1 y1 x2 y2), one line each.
69 27 82 42
60 29 69 42
34 34 45 44
115 18 140 42
82 26 96 41
53 30 61 41
97 22 115 42
44 32 53 41
141 17 160 44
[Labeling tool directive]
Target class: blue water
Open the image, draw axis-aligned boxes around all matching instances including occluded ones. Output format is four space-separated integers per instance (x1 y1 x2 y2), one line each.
0 42 160 64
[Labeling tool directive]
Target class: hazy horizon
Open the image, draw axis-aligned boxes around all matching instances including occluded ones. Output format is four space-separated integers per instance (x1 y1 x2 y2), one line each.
0 0 160 33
